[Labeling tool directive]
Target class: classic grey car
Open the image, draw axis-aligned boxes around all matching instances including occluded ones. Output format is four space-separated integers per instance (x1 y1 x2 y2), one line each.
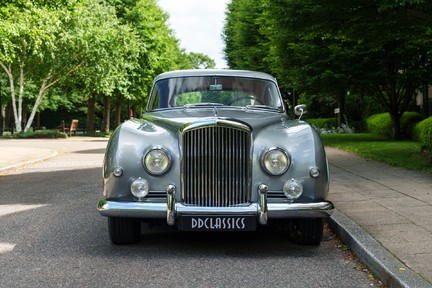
97 69 333 245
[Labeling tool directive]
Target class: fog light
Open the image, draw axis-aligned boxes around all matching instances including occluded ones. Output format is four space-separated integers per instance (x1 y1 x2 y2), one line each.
283 179 303 200
130 177 149 199
309 167 320 178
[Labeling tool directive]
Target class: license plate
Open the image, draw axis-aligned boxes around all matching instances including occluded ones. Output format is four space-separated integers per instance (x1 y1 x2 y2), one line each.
179 215 256 231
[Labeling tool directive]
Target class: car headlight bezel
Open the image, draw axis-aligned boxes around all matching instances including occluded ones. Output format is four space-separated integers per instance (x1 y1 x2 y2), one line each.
143 147 171 175
261 147 290 176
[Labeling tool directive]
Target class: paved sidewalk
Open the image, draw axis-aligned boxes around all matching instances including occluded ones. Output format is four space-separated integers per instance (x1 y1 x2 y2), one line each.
0 139 431 287
327 147 432 287
0 146 58 173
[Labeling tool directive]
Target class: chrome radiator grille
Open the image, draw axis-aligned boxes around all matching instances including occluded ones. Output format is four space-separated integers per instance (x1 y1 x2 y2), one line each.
182 125 251 207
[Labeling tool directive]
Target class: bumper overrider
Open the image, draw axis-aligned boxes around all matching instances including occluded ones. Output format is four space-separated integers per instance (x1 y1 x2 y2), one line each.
97 184 334 229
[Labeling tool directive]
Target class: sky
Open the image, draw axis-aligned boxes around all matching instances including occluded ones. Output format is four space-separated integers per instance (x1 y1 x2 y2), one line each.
157 0 231 68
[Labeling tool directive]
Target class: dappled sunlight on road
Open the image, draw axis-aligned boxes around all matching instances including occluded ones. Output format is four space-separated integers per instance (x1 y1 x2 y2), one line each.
0 204 48 217
0 242 15 253
0 204 48 254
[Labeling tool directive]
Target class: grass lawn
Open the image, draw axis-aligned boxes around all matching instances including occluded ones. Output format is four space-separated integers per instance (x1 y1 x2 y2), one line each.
320 133 432 174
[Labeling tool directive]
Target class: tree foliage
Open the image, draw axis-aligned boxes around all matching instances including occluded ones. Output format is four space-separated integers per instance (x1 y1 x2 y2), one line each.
0 0 216 132
224 0 432 139
223 0 269 73
0 1 67 131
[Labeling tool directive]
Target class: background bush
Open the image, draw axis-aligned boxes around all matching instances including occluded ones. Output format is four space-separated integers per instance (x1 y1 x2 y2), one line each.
305 118 336 129
414 117 432 149
401 112 425 138
1 130 67 139
366 113 392 137
366 112 424 139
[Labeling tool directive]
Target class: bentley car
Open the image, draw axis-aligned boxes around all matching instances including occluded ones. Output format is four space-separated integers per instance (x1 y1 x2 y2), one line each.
97 69 333 245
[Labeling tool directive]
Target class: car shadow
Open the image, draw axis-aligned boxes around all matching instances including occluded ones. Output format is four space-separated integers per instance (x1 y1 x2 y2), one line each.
101 223 328 259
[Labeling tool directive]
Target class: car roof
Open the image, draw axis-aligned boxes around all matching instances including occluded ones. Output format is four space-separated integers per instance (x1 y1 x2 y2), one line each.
154 69 277 82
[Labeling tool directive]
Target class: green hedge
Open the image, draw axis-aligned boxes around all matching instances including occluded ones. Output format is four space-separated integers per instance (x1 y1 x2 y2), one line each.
305 118 336 129
414 117 432 149
366 112 424 138
1 130 67 139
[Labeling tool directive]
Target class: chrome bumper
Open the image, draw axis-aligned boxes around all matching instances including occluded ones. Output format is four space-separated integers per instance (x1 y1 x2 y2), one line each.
97 199 334 224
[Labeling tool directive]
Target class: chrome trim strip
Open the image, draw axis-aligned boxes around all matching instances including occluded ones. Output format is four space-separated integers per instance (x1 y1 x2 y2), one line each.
180 118 251 133
175 203 259 215
97 200 166 218
268 201 334 218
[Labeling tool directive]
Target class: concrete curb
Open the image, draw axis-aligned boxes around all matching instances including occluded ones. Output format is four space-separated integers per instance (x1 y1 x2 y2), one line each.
329 209 432 288
0 150 58 173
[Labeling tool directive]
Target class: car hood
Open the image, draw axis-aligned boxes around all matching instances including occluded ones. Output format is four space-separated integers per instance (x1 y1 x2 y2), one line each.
137 108 289 132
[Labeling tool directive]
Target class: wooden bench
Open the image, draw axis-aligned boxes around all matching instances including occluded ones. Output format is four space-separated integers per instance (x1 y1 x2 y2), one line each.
63 119 79 136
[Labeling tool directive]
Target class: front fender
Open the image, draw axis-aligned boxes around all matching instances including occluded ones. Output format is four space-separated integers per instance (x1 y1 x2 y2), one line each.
102 119 180 199
252 120 329 201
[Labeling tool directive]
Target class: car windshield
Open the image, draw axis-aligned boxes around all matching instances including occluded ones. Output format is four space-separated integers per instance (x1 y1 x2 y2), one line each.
147 76 284 111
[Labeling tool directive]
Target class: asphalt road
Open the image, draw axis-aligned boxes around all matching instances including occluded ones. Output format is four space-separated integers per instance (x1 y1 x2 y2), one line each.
0 138 381 287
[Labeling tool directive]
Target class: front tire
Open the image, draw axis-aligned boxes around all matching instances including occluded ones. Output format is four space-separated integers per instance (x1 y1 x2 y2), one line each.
289 218 323 245
108 217 141 245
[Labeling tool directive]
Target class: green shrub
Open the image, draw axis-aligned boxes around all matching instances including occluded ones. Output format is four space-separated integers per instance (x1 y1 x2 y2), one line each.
401 112 425 138
1 130 67 139
82 131 111 138
305 118 336 129
414 117 432 149
366 112 424 139
366 113 392 137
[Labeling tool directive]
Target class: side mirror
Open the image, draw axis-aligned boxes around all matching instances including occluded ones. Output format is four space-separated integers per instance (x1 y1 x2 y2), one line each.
294 104 307 119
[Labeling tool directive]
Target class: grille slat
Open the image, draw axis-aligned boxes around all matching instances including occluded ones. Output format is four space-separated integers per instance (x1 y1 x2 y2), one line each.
182 125 250 207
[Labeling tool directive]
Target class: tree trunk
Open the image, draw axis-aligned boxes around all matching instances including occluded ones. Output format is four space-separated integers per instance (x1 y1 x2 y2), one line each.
5 103 12 130
114 94 123 127
0 62 21 132
24 73 52 132
18 62 24 132
390 113 402 140
103 95 110 133
87 93 96 132
337 89 346 126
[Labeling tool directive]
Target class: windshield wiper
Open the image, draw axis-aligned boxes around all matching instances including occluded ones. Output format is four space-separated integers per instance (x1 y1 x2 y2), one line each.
184 103 224 108
246 104 279 111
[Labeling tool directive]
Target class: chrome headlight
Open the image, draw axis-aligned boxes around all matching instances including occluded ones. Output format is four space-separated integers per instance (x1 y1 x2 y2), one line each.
143 147 171 175
130 177 149 199
283 179 303 200
261 147 290 175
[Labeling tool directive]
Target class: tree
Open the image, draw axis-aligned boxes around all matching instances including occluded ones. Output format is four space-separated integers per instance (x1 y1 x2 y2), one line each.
261 0 357 119
182 52 216 69
63 0 140 132
0 0 141 133
223 0 269 73
224 0 432 139
106 0 216 128
0 0 217 133
0 2 71 132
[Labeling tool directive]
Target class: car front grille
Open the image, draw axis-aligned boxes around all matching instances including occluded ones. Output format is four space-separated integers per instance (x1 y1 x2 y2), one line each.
182 123 251 207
